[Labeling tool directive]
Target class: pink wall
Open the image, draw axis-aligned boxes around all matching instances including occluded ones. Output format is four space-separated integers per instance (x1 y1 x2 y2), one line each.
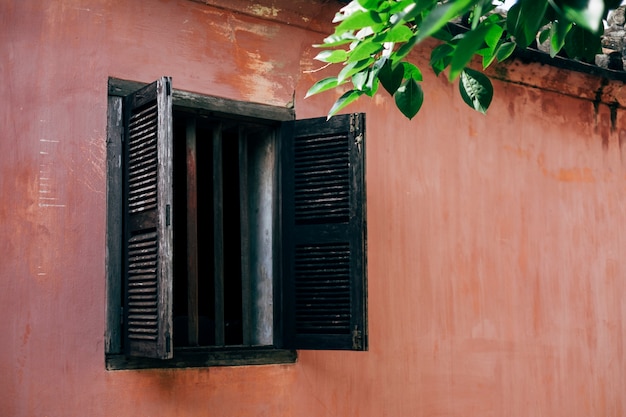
2 0 625 416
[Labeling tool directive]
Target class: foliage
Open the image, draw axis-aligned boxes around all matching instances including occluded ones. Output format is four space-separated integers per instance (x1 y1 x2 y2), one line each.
307 0 620 119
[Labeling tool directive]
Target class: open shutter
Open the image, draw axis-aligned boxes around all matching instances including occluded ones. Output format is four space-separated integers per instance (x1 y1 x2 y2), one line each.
282 113 367 350
123 77 174 359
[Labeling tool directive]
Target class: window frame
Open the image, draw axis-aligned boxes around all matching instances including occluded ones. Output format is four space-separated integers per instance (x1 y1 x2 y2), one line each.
105 77 367 370
106 78 296 369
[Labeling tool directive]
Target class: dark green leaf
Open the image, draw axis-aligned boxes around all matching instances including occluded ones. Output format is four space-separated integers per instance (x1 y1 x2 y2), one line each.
416 0 480 43
507 0 549 48
395 34 420 61
328 90 364 118
449 22 496 80
394 79 424 120
430 43 455 76
432 28 454 42
314 49 349 63
604 0 622 13
459 68 493 114
364 57 386 95
379 60 404 95
305 77 341 98
563 24 601 62
550 0 604 33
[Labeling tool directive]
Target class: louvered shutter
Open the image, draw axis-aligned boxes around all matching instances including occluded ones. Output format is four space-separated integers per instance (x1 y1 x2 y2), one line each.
123 77 174 359
282 113 367 351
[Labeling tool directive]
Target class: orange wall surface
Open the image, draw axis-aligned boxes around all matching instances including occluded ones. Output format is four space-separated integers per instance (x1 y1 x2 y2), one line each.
2 1 626 416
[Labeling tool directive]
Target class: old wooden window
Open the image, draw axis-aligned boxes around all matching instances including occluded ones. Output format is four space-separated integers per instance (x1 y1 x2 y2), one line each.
105 77 367 369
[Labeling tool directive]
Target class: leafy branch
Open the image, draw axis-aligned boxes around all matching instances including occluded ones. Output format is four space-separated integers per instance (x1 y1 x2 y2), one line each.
307 0 619 119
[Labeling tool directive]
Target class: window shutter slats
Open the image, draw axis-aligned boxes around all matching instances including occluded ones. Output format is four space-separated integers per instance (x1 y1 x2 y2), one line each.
282 113 367 351
123 77 174 359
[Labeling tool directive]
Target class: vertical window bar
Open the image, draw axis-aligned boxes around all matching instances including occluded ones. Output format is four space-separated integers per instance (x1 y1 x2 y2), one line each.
186 118 199 346
213 123 225 346
239 127 251 346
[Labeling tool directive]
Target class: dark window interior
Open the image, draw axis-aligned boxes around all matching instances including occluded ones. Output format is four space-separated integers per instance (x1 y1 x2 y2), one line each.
172 112 264 347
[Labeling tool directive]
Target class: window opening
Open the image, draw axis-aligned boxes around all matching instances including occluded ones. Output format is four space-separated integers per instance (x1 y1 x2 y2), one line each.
171 111 276 348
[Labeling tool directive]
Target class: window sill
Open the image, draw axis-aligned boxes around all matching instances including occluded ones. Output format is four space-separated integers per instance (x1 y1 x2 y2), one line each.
106 347 297 370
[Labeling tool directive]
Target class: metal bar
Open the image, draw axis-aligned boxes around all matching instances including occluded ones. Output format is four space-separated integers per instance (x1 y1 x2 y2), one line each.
186 118 199 346
213 123 225 346
239 127 251 345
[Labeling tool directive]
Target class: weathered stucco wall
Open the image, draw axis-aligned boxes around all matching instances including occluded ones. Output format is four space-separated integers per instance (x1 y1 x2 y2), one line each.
2 0 626 416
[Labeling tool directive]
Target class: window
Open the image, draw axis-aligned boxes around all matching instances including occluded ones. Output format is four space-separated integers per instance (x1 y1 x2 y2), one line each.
105 77 367 369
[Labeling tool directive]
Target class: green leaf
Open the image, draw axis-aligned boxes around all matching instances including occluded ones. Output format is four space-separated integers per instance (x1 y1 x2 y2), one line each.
391 0 434 24
388 0 419 15
305 77 341 98
495 41 516 62
430 43 455 76
395 34 420 61
394 79 424 119
316 32 357 48
361 63 381 96
402 62 423 81
384 24 414 42
507 0 549 48
364 76 379 96
416 0 480 44
352 69 369 90
549 0 604 33
459 68 493 114
549 19 572 57
481 49 497 69
478 23 505 69
483 22 504 51
563 24 601 62
449 22 496 81
314 49 349 63
333 2 364 23
328 90 364 118
349 40 383 62
378 60 404 95
471 2 484 29
338 58 374 84
364 57 386 94
432 28 454 42
357 0 380 10
336 10 383 34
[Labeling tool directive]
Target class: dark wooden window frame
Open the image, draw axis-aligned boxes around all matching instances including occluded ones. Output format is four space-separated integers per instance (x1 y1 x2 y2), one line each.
105 77 367 370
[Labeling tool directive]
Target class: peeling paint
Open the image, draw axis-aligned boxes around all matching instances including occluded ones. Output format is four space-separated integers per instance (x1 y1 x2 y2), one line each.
248 4 281 18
